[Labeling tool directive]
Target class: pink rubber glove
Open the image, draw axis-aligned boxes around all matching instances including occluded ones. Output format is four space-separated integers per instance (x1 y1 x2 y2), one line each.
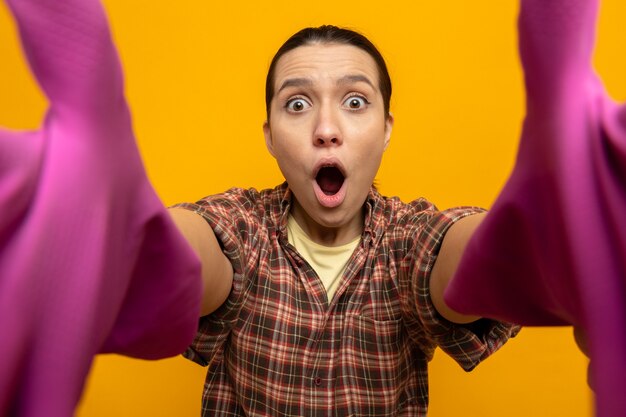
0 1 202 416
447 1 626 416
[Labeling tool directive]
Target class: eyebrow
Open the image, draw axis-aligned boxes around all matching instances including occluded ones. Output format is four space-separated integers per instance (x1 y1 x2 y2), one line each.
336 74 376 90
277 74 376 94
277 78 313 94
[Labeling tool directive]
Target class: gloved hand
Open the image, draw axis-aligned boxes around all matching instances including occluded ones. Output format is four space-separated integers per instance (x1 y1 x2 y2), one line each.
0 1 201 415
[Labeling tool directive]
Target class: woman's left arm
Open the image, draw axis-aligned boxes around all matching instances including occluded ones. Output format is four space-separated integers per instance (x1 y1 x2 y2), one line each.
429 213 485 324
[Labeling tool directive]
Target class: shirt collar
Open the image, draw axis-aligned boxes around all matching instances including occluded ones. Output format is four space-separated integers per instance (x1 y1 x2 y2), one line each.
273 182 385 246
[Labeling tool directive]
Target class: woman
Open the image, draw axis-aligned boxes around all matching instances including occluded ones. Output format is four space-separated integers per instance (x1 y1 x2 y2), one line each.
169 25 517 416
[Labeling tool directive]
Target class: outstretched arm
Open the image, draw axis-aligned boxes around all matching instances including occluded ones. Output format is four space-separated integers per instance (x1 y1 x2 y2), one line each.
445 1 626 416
0 0 208 415
5 0 233 318
446 0 606 326
429 213 484 324
428 0 600 326
169 208 233 316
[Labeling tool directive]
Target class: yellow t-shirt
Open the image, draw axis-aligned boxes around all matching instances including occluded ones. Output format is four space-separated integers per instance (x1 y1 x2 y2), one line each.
287 215 360 302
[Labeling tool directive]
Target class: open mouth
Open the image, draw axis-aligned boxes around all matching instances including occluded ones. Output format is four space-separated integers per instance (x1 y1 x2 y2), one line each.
316 165 345 196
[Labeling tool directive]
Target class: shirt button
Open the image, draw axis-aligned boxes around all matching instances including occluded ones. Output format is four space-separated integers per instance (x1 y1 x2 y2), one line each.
314 377 322 386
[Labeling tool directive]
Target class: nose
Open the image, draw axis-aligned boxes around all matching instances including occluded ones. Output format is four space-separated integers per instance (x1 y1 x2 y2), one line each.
313 104 342 147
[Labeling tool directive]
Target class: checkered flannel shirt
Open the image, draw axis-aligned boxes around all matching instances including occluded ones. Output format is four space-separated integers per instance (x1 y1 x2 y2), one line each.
176 183 519 416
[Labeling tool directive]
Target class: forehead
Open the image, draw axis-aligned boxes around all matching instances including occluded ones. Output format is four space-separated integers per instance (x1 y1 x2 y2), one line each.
272 43 380 90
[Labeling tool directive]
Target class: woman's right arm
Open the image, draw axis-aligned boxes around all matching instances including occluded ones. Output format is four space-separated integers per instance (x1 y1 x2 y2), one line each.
169 208 233 316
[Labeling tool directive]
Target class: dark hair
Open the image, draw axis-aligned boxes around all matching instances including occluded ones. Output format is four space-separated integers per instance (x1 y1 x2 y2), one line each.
265 25 392 120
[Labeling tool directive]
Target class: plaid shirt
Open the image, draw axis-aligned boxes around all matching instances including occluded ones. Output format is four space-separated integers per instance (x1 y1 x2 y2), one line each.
177 183 519 416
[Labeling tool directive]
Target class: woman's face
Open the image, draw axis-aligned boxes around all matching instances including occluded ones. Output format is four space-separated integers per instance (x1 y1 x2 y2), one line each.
264 43 393 243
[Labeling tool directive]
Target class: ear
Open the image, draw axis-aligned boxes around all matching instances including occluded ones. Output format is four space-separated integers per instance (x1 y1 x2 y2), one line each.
383 113 394 150
263 121 276 158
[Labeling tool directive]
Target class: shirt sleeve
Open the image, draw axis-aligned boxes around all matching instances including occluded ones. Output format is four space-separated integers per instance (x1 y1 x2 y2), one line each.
174 188 264 366
399 202 520 371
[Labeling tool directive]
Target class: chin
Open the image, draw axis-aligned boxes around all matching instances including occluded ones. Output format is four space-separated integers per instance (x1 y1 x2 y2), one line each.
316 204 361 228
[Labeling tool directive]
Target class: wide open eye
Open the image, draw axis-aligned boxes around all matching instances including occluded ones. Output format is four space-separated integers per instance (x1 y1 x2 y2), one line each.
342 95 368 110
286 98 311 113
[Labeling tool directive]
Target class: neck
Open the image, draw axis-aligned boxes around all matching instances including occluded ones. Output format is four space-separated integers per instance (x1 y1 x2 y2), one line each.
290 201 363 247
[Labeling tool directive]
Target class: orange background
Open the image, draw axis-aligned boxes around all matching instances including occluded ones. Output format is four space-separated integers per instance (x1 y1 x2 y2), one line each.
2 0 625 416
